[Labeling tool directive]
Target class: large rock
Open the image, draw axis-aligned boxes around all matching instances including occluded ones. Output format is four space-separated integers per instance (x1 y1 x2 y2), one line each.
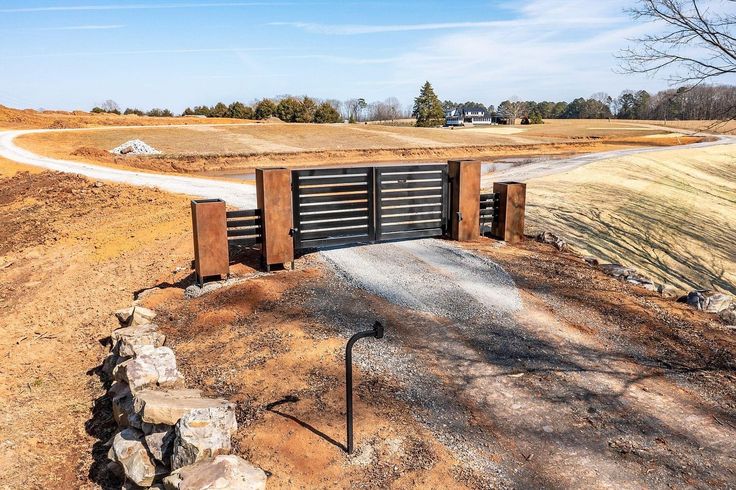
719 306 736 326
133 389 233 426
536 231 566 251
599 263 635 278
143 424 176 467
115 305 157 327
163 455 266 490
108 428 158 488
171 407 238 470
109 382 142 429
112 323 166 358
686 290 733 313
114 345 183 394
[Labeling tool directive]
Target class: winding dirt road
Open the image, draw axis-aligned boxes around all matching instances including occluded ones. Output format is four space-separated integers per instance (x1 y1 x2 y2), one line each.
1 126 730 209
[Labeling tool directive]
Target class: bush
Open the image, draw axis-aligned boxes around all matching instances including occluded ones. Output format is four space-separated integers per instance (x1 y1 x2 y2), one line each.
146 108 173 117
124 108 144 116
226 101 253 119
91 107 105 114
314 102 342 123
275 97 302 122
254 99 276 119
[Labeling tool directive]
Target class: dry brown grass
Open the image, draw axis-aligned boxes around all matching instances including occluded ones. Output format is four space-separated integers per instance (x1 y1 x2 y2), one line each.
525 143 736 294
14 119 701 175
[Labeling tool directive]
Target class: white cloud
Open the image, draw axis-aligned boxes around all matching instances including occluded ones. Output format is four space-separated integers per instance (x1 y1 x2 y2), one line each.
0 2 292 13
39 25 125 31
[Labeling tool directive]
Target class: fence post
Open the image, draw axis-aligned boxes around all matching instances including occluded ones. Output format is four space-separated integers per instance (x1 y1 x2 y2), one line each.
491 182 526 244
448 160 481 242
256 168 294 271
191 199 229 285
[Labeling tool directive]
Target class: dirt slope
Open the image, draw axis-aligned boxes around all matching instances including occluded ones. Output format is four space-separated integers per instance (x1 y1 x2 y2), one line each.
0 168 192 488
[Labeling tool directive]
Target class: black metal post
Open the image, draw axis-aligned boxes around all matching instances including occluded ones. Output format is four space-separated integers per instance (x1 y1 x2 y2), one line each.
345 321 384 454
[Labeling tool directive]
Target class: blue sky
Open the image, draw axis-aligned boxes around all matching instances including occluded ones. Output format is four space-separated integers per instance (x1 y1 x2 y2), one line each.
0 0 677 112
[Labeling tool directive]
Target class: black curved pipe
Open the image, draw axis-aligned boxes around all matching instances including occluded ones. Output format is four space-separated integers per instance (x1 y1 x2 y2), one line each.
345 321 384 454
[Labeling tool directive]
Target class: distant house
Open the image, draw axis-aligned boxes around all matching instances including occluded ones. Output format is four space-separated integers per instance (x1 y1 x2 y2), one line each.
444 107 509 126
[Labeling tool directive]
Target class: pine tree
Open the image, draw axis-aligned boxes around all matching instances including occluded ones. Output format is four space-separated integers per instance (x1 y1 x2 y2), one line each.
412 81 444 127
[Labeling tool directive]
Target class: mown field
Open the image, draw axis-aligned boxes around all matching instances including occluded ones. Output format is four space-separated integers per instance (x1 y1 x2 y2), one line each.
525 142 736 294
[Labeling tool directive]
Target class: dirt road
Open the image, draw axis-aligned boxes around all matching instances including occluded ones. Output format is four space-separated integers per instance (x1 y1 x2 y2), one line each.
0 129 257 208
482 132 734 186
1 126 728 209
316 239 736 488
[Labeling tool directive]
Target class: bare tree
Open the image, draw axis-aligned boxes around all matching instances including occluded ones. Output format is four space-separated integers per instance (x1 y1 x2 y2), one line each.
619 1 736 85
100 99 120 112
497 96 527 124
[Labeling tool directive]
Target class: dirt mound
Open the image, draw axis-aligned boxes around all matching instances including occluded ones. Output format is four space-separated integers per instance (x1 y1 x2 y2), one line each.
71 146 111 159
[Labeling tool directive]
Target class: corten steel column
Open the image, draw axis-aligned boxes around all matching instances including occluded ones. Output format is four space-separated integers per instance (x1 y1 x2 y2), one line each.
191 199 229 285
256 168 294 270
492 182 526 244
448 159 481 242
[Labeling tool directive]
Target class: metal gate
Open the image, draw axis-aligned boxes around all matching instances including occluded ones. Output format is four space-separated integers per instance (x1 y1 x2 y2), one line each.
292 167 375 249
375 164 448 241
292 164 448 250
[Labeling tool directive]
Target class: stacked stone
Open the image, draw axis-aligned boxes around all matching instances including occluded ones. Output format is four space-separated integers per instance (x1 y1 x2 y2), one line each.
103 305 267 489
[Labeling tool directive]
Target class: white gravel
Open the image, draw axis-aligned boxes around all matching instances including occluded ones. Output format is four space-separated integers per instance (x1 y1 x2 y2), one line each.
110 139 161 155
321 239 522 321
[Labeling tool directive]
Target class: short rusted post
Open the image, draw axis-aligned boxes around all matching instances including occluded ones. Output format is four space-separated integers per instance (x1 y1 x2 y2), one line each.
256 168 294 271
492 182 526 244
448 160 481 242
191 199 229 285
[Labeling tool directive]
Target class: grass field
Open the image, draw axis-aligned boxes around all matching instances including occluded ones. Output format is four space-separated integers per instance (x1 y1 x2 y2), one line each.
14 119 701 174
525 143 736 294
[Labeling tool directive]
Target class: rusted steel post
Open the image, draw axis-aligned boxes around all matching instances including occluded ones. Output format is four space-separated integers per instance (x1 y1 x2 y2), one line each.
448 160 481 241
191 199 229 285
256 168 294 270
492 182 526 244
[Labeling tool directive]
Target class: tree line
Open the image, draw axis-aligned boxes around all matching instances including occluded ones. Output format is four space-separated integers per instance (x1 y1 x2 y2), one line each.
438 85 736 122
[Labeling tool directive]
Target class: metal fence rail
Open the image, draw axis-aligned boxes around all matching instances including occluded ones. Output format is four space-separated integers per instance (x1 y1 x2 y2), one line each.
479 192 500 233
226 208 262 247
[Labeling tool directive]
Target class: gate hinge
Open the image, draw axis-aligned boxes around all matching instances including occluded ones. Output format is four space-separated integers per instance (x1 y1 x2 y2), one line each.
456 211 463 222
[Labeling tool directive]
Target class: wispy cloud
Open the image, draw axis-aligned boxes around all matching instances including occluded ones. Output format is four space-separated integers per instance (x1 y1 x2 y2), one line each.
39 25 125 31
0 2 293 13
3 47 280 60
269 16 625 36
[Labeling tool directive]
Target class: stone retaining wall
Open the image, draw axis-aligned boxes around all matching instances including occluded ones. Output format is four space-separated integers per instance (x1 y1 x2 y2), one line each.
101 305 268 489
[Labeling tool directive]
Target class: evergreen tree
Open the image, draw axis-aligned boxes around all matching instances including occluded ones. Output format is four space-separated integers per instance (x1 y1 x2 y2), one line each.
226 101 253 119
254 99 276 119
412 81 444 127
314 102 342 123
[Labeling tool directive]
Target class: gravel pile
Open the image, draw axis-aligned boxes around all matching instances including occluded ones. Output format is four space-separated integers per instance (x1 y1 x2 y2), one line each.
110 139 162 155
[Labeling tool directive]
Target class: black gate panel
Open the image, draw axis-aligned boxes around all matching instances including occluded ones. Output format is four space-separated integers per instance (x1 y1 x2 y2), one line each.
292 167 375 249
375 164 448 242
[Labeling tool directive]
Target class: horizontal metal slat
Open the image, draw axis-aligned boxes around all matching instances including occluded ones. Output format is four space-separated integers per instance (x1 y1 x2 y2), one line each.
480 209 498 216
480 201 498 209
299 219 369 232
298 184 368 195
228 236 262 246
377 227 444 241
296 175 369 186
379 195 443 207
300 193 369 205
299 209 369 221
377 172 443 183
379 180 443 190
381 212 442 224
379 189 443 200
227 218 262 228
380 204 443 214
381 220 442 231
299 227 371 240
295 167 372 178
299 200 371 212
226 209 261 219
227 228 262 238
